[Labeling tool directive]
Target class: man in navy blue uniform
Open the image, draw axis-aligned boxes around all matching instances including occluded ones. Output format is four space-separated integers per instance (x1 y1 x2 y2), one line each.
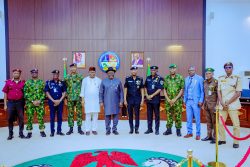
124 66 144 134
144 66 164 135
45 70 66 137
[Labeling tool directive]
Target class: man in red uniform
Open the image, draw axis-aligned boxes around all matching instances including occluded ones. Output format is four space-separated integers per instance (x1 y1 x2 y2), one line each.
2 69 26 140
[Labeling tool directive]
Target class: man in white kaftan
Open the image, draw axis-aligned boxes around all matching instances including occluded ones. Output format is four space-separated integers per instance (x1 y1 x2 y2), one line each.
80 67 101 135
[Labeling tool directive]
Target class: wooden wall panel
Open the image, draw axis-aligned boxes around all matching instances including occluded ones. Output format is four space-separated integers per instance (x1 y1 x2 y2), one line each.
8 0 204 82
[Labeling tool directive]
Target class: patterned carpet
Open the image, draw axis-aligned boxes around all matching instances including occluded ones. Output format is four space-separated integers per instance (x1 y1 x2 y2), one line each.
14 149 200 167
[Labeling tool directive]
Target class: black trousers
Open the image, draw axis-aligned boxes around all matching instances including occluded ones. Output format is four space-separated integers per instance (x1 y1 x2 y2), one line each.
147 102 160 131
7 100 24 134
49 102 63 133
127 103 140 130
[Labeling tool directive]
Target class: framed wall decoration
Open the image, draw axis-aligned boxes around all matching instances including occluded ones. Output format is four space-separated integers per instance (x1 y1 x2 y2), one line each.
131 51 144 68
98 51 120 72
72 51 86 68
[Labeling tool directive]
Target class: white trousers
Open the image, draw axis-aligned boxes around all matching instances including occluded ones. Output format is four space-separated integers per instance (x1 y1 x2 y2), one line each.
85 112 99 132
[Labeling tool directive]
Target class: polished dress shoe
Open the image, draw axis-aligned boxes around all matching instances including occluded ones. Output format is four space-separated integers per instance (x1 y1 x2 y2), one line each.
129 129 133 134
92 131 98 135
218 141 226 145
184 134 193 138
57 132 65 136
233 144 239 148
155 130 159 135
135 129 139 134
113 131 119 135
86 131 90 136
106 131 111 135
19 132 26 139
144 129 153 134
201 136 213 141
50 133 54 137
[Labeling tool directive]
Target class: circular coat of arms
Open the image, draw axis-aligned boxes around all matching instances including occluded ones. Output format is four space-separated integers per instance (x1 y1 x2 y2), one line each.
98 51 120 72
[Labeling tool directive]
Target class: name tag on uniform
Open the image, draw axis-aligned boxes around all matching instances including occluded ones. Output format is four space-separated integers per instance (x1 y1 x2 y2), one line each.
208 90 212 96
152 85 155 89
53 88 58 93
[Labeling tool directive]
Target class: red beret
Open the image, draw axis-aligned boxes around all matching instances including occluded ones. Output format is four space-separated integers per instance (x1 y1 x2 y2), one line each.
89 66 96 71
12 69 22 73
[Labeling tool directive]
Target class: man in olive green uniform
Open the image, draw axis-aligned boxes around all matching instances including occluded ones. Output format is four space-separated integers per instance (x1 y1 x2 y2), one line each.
218 62 242 148
202 68 218 143
24 68 46 138
64 63 84 135
163 64 184 137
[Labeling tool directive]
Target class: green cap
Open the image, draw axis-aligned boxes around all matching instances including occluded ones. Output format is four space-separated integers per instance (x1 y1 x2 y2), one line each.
169 64 177 68
205 68 215 72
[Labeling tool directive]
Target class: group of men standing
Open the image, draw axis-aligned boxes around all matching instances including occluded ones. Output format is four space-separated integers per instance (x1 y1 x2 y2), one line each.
2 62 242 148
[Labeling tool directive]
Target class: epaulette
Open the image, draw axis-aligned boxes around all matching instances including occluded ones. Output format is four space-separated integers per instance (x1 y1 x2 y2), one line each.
218 75 225 78
214 79 218 83
233 75 240 78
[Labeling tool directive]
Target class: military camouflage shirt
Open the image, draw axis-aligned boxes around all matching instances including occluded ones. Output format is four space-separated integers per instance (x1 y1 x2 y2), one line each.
24 79 45 104
64 73 83 101
164 74 184 106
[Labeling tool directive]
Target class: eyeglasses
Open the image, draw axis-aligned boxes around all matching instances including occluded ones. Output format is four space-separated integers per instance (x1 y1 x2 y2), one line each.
224 66 232 69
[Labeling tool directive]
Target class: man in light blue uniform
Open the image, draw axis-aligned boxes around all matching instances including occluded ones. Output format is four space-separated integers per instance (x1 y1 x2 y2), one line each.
184 66 204 140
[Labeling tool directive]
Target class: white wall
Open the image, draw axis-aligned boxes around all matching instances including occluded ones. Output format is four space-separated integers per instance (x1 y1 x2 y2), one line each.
206 0 250 89
0 0 7 98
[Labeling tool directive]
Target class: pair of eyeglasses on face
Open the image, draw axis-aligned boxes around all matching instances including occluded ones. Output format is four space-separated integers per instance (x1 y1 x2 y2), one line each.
224 66 232 69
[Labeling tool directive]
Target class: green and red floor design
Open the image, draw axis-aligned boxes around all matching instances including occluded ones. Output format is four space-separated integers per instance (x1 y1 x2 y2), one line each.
14 149 203 167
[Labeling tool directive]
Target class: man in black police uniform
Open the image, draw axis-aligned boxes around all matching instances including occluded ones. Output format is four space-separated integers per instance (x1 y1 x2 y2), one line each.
124 66 144 134
144 66 164 135
45 70 66 137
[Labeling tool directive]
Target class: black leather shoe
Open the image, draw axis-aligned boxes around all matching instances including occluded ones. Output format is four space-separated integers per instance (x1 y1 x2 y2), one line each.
155 130 159 135
66 127 73 135
129 129 133 134
106 131 111 135
50 133 54 137
163 128 172 135
113 131 119 135
135 129 139 134
40 131 46 137
233 144 239 148
26 132 32 139
86 131 90 136
218 141 226 145
144 129 153 134
176 129 181 137
7 134 14 140
210 139 216 144
57 132 65 136
19 132 26 139
78 126 84 135
201 136 213 141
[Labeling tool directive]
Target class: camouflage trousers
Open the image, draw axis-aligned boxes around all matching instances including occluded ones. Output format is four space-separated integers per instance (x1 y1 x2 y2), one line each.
67 100 82 127
25 103 45 131
165 101 183 129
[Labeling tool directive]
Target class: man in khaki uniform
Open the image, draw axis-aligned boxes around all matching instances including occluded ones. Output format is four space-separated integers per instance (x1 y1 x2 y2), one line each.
218 62 242 148
202 68 218 143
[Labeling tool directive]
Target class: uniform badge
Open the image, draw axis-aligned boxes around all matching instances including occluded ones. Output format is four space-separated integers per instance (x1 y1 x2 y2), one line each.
136 80 141 85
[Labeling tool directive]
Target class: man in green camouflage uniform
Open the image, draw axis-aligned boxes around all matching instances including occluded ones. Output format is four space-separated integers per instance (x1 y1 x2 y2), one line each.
163 64 184 137
64 63 84 135
24 68 46 138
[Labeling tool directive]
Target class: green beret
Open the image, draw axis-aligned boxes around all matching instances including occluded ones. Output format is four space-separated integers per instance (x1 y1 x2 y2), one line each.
205 68 215 72
169 64 177 68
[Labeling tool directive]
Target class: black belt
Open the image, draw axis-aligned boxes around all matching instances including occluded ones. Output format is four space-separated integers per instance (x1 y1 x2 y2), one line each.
8 99 23 102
